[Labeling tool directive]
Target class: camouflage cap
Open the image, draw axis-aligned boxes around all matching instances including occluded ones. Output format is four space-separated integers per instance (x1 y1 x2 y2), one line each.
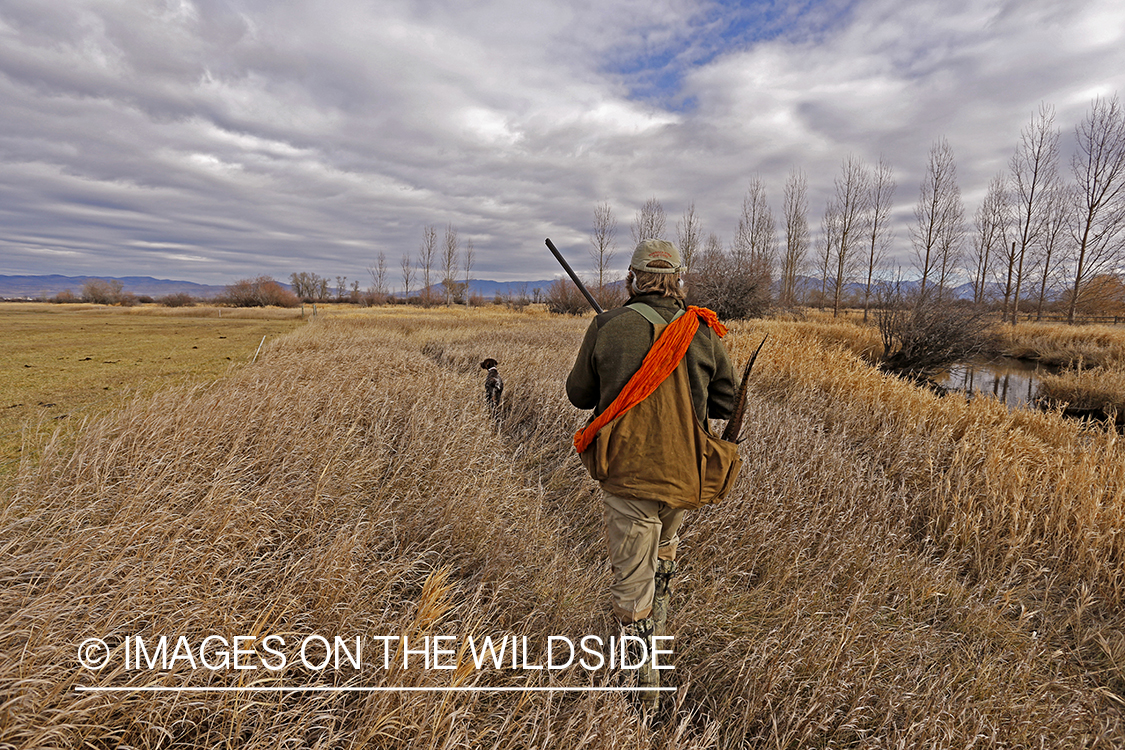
629 239 682 274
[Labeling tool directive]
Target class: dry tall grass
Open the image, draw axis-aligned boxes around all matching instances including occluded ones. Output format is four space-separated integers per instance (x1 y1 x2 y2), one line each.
994 322 1125 368
1 307 1122 748
1038 364 1125 414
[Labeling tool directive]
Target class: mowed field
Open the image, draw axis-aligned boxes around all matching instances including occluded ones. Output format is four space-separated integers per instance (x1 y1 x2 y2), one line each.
1 305 1123 748
0 303 305 476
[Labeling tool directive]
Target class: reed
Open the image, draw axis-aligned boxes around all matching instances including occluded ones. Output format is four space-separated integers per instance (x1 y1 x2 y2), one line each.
1037 364 1125 413
992 321 1125 367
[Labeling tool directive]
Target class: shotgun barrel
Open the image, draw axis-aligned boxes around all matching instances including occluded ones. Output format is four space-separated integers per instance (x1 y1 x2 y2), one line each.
545 238 604 315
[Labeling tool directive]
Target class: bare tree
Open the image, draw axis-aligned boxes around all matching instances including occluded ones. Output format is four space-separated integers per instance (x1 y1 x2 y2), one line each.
367 252 388 302
700 230 724 286
969 173 1009 306
1033 182 1071 319
817 201 840 308
688 233 723 301
589 201 618 301
335 276 347 301
81 278 124 305
934 192 965 305
442 224 459 305
463 238 475 307
289 272 320 301
676 202 702 273
400 252 415 301
1008 103 1061 322
733 176 777 277
781 168 809 308
630 197 666 244
1067 94 1125 323
419 225 437 307
912 138 963 303
998 238 1018 315
828 155 870 317
862 158 895 320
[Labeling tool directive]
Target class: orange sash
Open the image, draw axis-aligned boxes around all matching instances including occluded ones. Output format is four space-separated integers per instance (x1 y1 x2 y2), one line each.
573 305 727 454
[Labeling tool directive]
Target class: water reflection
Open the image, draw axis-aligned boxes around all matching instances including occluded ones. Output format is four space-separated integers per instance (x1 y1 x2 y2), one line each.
935 356 1061 409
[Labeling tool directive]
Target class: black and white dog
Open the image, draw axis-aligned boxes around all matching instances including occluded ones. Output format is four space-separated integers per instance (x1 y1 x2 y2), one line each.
480 358 503 409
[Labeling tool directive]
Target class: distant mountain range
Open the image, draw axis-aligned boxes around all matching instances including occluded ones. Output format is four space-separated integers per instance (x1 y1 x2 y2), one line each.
0 274 563 300
0 274 229 299
792 274 992 302
413 279 559 299
1 273 989 303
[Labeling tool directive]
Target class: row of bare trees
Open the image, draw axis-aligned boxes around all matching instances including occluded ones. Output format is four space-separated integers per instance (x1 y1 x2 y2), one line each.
580 188 781 319
383 224 477 306
580 158 890 320
292 222 477 307
339 94 1123 319
576 93 1124 323
921 96 1125 323
814 155 899 319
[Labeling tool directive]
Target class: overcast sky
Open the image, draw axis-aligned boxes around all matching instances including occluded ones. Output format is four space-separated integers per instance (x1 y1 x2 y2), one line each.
2 0 1124 286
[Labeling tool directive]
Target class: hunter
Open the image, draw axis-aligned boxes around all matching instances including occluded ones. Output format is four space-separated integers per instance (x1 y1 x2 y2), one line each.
566 238 737 710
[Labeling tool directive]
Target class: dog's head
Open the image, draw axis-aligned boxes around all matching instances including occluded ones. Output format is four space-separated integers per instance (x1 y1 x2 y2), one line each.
480 358 499 371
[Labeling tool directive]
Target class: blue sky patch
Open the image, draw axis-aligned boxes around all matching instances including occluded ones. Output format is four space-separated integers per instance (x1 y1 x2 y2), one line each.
606 0 857 109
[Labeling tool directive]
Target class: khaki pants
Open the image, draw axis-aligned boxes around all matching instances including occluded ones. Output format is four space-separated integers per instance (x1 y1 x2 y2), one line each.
602 491 684 622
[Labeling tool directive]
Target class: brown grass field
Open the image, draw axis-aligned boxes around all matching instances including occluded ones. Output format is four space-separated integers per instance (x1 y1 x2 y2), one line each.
1 306 1123 748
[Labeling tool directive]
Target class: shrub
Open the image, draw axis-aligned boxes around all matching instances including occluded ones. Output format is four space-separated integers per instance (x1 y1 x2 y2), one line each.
1059 273 1125 318
594 282 626 311
221 276 299 308
875 285 989 375
81 279 124 305
158 293 195 307
360 290 389 306
685 250 771 320
545 278 589 315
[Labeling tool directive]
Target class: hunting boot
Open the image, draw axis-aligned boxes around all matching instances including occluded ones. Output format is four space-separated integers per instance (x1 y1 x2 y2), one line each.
622 617 659 711
652 558 676 638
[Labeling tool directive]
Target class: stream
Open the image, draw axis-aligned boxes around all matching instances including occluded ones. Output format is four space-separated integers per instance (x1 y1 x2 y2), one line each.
934 356 1061 409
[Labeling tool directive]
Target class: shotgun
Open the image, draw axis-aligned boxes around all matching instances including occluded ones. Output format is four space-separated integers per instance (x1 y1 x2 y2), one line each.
545 238 604 314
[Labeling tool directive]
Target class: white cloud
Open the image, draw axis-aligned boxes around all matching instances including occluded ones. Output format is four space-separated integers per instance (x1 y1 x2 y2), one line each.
0 0 1123 286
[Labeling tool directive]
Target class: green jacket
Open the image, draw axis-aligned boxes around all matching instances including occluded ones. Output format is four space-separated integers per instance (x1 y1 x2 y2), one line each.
566 293 737 424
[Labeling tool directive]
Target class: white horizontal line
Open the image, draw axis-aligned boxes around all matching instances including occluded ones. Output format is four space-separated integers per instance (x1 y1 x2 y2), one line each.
75 686 677 693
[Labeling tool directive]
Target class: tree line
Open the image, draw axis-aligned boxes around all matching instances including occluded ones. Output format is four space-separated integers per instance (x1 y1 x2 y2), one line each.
567 93 1125 323
232 93 1125 319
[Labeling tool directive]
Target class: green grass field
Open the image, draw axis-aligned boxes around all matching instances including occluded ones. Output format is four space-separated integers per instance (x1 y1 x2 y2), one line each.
0 303 304 476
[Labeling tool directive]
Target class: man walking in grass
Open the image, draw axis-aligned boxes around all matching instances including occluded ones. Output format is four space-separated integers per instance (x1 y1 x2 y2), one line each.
566 238 737 710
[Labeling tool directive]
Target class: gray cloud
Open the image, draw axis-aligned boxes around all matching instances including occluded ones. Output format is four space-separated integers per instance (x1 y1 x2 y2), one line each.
1 0 1123 286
